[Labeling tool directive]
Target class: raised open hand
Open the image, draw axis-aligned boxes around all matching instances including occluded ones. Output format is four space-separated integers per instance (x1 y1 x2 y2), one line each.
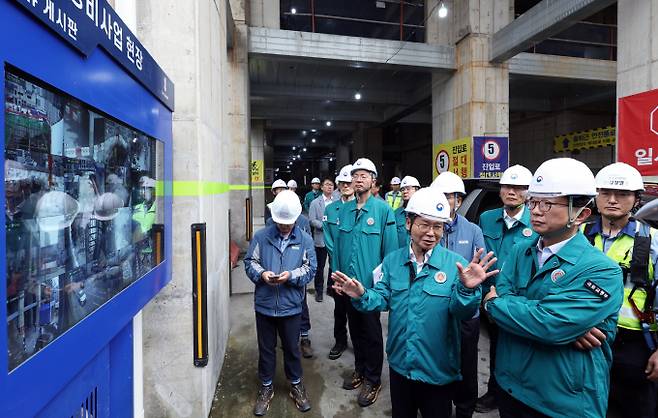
331 271 365 298
456 248 499 289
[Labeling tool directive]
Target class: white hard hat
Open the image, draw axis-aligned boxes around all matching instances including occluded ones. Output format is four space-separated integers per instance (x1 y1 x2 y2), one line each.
400 176 420 188
336 164 352 183
405 187 451 223
351 158 378 177
139 176 156 188
430 171 466 195
93 192 124 221
390 176 401 185
595 162 645 192
311 177 321 184
287 179 298 189
500 165 532 186
36 191 80 230
267 190 302 224
529 158 597 198
271 179 288 191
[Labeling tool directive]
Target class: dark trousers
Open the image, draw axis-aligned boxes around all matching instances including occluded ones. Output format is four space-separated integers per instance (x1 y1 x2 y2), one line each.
389 367 453 418
497 385 550 418
454 316 480 418
256 312 303 384
346 301 383 384
484 313 500 395
314 246 327 294
609 328 658 418
300 291 310 336
332 292 349 346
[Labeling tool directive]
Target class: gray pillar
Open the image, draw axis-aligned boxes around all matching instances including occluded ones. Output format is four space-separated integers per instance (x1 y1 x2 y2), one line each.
251 120 265 228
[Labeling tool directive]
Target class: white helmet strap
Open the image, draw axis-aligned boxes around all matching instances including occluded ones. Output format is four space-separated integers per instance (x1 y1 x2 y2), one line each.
566 197 593 228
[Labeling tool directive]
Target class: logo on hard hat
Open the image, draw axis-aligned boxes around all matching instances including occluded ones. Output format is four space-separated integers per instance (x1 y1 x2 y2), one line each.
511 174 518 180
356 160 362 166
536 176 543 183
437 203 444 212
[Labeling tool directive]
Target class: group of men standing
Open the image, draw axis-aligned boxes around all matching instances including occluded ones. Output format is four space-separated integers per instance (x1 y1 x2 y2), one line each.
245 156 658 418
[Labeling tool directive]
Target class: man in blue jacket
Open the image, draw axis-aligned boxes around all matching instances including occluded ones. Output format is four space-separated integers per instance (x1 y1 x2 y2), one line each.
332 187 499 418
431 171 486 418
483 158 623 418
244 190 317 416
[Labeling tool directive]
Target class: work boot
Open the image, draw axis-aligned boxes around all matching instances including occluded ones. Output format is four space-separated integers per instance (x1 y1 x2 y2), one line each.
357 379 381 407
300 337 313 358
253 384 274 416
289 382 311 412
328 342 347 360
342 371 364 390
475 391 498 413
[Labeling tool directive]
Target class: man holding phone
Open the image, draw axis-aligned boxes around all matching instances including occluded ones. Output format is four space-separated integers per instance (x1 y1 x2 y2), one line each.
244 190 317 416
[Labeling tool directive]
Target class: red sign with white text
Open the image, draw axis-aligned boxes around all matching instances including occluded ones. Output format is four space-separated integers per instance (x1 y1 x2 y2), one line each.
618 88 658 175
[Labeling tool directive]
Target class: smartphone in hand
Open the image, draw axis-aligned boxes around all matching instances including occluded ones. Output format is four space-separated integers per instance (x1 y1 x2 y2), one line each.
269 274 281 283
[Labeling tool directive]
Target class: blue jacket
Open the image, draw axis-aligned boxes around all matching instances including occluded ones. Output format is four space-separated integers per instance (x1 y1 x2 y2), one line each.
441 214 486 261
244 224 317 317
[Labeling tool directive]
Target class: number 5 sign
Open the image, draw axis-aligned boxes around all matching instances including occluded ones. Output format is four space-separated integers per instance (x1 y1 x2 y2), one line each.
473 136 509 179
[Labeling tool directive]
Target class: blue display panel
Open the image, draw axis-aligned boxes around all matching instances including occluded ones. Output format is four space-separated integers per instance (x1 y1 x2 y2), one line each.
5 68 165 371
0 1 173 416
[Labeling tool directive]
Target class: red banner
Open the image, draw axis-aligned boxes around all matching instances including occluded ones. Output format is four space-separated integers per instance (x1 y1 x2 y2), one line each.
618 88 658 175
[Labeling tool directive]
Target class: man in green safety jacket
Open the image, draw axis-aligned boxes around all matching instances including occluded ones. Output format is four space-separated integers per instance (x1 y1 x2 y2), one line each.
385 176 403 210
580 162 658 418
323 164 355 361
476 165 536 414
332 187 499 418
333 157 398 407
303 177 321 213
483 158 623 418
394 175 420 249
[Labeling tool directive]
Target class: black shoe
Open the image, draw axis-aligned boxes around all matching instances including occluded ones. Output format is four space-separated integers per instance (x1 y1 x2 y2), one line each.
300 337 314 358
289 382 311 412
357 380 381 407
315 292 323 302
342 371 364 390
475 391 498 413
328 343 347 360
253 385 274 416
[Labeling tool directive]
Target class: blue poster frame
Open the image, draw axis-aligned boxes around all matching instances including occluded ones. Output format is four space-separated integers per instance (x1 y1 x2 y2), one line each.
0 1 173 416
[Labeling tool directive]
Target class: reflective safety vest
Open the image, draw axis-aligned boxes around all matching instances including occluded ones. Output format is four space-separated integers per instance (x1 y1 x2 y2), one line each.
385 192 403 210
584 222 656 331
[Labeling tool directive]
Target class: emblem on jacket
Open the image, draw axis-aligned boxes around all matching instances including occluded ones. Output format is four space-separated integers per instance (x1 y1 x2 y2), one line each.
523 228 532 237
551 269 565 282
434 271 447 284
367 217 375 226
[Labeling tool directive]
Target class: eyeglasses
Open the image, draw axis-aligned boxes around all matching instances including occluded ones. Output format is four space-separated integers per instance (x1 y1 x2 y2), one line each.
351 173 371 181
413 222 443 234
526 199 569 212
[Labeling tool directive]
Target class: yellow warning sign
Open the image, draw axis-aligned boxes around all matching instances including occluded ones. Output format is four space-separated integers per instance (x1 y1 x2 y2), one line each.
433 137 473 179
250 160 264 183
554 126 616 153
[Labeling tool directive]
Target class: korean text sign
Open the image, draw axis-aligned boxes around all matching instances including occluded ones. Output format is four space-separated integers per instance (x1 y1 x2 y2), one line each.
618 88 658 175
433 137 472 179
473 136 509 179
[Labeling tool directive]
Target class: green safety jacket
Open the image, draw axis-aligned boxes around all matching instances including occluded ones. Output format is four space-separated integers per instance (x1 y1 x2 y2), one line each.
353 245 480 385
487 232 623 418
385 191 403 210
335 195 398 288
479 206 537 289
303 189 320 213
582 219 658 331
394 206 409 250
323 199 345 272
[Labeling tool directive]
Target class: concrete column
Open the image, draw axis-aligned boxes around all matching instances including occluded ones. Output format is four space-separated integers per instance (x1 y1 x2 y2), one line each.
134 0 239 416
431 0 511 160
250 120 265 227
248 0 279 28
617 0 658 98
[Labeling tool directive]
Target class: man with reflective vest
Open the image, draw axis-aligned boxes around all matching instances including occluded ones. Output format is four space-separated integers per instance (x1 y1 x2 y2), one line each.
431 171 485 418
580 162 658 418
333 157 398 407
331 187 499 418
394 175 421 249
303 177 321 213
483 158 623 418
385 176 403 210
323 165 355 360
476 165 537 413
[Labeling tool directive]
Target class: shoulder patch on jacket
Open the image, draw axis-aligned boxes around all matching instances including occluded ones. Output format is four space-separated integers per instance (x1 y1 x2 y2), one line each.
584 280 610 300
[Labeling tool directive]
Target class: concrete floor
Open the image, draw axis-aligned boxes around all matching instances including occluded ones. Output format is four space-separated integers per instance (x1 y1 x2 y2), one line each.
210 268 499 418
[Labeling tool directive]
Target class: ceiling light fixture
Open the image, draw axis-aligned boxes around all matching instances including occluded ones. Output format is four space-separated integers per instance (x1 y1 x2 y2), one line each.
311 138 316 143
438 2 448 18
354 92 362 100
291 7 297 14
326 121 332 127
292 146 296 150
303 147 307 152
311 129 317 132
